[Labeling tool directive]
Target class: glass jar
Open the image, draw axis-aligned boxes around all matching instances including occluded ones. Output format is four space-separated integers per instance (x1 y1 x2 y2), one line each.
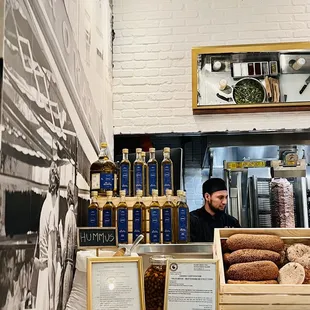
144 255 171 310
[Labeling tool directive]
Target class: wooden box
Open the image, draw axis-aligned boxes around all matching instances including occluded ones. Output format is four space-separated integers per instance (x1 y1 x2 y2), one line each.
213 228 310 310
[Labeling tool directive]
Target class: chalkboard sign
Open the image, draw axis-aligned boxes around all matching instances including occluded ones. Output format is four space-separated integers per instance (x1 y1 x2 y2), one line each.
77 227 117 249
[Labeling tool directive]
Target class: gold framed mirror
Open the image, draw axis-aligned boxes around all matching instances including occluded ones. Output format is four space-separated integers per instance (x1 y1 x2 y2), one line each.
192 41 310 114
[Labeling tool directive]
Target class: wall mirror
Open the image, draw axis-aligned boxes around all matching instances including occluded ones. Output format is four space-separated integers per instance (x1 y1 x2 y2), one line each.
192 42 310 114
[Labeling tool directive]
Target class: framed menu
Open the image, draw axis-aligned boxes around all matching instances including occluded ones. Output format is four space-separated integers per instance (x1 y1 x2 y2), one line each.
192 41 310 114
164 259 219 310
87 256 145 310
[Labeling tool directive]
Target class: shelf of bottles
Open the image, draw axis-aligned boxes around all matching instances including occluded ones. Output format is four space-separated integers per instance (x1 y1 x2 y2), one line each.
88 143 190 245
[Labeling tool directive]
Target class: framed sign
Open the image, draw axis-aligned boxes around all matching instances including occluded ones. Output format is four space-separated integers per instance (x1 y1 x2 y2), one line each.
192 41 310 114
77 227 117 249
164 259 219 310
87 256 145 310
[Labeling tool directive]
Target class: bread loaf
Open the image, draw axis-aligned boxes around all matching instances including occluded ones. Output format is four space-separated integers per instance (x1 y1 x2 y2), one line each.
227 280 278 284
226 261 279 281
303 267 310 284
278 262 305 284
226 249 281 265
287 244 310 267
223 253 231 265
226 234 284 252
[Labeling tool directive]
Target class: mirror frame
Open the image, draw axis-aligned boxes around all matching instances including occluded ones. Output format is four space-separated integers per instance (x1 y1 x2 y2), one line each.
192 41 310 114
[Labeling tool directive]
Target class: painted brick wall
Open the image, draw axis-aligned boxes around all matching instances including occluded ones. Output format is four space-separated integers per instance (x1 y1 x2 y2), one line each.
113 0 310 135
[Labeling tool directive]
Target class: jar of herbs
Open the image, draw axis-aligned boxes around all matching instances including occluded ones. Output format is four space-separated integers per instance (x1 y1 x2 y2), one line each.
144 255 171 310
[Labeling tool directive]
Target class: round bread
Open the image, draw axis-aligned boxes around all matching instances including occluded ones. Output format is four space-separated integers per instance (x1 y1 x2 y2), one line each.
303 267 310 284
226 234 284 252
227 280 278 284
226 249 281 265
296 254 310 268
226 261 279 281
287 244 310 267
278 262 305 284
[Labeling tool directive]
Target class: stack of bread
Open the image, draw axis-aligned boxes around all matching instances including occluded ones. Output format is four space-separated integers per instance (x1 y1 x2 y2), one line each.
223 234 310 285
279 243 310 284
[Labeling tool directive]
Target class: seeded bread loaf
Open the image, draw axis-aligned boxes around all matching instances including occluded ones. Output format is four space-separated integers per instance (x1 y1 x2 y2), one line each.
287 244 310 267
227 280 278 284
278 262 305 284
226 249 281 265
226 261 279 281
226 234 284 252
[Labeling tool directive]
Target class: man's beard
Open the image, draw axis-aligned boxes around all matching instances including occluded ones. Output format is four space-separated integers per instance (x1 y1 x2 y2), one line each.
209 201 224 214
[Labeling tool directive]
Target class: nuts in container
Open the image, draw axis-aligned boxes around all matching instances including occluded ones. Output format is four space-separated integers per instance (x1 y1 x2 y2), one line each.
144 255 171 310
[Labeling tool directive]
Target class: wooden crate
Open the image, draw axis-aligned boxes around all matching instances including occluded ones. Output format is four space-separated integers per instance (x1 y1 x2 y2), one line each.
213 228 310 310
97 196 178 244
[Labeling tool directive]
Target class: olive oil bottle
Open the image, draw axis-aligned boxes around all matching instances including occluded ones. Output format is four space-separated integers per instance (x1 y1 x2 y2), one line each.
133 148 145 196
132 190 146 243
161 147 174 196
147 148 158 196
141 151 148 196
117 190 128 244
88 193 99 227
102 191 116 227
149 189 161 244
162 189 175 244
119 148 131 196
90 142 117 197
176 190 190 243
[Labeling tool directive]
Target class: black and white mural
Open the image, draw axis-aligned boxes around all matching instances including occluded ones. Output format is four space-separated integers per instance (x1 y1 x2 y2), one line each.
0 0 113 309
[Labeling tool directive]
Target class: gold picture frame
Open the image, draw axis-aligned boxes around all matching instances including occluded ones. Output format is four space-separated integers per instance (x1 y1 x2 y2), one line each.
87 256 145 310
192 41 310 114
164 258 219 310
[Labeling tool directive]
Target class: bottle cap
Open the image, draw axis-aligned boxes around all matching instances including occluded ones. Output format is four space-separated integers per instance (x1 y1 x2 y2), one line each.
141 151 146 156
119 190 126 196
136 148 142 153
149 147 155 152
136 190 143 196
177 190 183 196
163 147 170 153
122 148 129 154
166 189 172 195
91 191 99 197
106 191 113 196
152 189 158 196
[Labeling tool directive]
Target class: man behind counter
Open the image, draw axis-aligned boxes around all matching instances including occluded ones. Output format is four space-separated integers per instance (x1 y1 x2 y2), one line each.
190 178 241 242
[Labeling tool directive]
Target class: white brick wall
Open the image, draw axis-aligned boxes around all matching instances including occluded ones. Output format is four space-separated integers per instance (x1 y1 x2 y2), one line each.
113 0 310 135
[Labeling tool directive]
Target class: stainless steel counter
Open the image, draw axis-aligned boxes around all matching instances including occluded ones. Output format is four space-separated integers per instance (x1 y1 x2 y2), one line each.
135 242 213 255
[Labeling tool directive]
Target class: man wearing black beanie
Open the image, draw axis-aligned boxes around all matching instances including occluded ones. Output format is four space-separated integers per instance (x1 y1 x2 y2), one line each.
190 178 240 242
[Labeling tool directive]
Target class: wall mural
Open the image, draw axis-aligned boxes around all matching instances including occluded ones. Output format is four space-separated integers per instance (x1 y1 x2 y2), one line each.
0 0 112 309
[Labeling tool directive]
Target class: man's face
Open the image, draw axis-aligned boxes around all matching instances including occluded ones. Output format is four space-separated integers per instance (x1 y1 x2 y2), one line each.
205 190 228 213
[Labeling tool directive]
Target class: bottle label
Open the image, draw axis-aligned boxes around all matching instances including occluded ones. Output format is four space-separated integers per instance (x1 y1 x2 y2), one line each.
100 172 114 191
133 208 142 241
148 163 157 195
103 209 112 227
117 208 128 243
134 164 143 191
150 209 160 243
178 207 188 241
88 209 98 227
120 164 130 195
90 173 100 190
163 163 172 194
163 208 172 242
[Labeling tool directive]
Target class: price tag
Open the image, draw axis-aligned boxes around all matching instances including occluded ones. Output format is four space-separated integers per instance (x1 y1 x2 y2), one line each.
87 257 145 310
164 259 219 310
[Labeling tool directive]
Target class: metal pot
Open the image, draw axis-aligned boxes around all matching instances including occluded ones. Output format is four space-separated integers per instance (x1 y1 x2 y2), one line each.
217 77 266 104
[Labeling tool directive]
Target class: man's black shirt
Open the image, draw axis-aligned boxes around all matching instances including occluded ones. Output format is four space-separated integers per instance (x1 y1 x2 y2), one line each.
190 206 241 242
